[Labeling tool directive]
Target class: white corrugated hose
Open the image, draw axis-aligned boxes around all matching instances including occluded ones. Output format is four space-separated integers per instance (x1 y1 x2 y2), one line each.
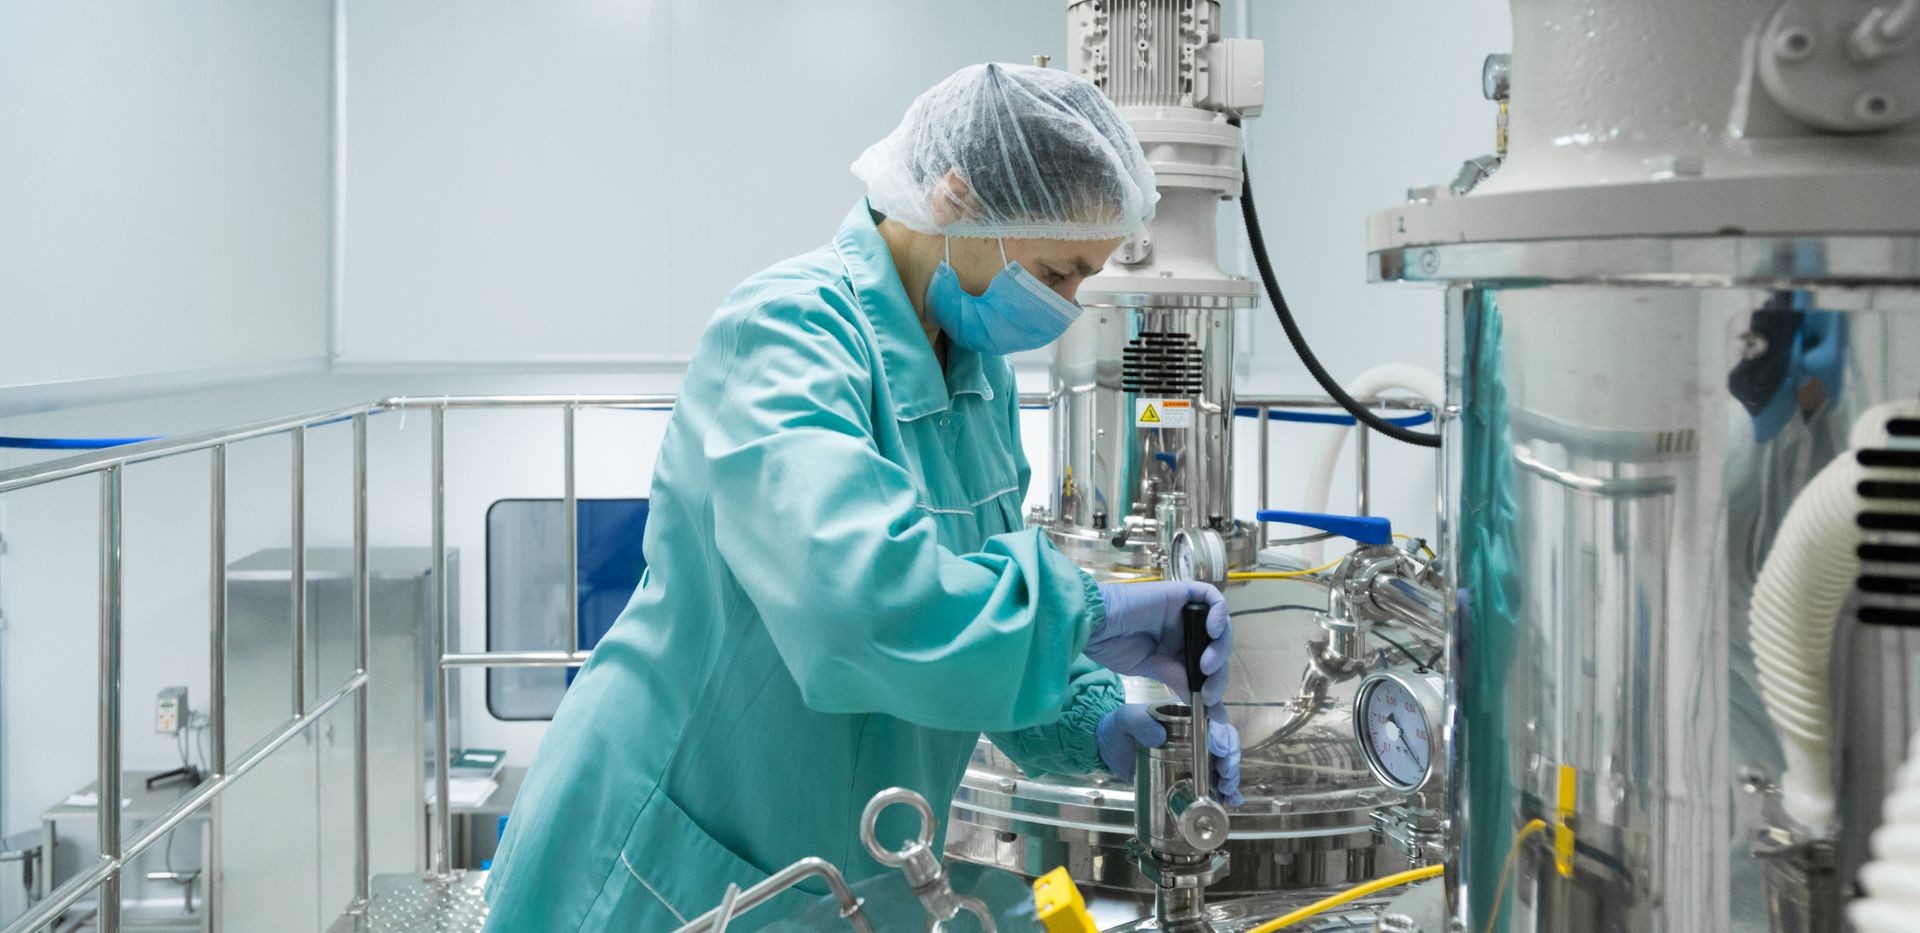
1751 402 1920 835
1851 728 1920 932
1750 446 1862 833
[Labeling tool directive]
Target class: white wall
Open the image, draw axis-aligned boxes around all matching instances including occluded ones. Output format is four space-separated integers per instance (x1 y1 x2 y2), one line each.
0 0 333 394
1233 0 1511 544
336 0 1074 365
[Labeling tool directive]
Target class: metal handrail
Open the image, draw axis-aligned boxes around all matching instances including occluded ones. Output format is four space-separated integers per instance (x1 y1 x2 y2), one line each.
0 405 379 933
0 389 1444 932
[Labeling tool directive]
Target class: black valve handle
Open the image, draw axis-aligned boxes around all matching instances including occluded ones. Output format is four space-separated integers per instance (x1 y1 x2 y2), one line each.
1182 600 1211 703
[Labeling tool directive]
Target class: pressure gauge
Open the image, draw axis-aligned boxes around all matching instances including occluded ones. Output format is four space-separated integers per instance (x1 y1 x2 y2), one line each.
1353 669 1446 793
1168 528 1226 584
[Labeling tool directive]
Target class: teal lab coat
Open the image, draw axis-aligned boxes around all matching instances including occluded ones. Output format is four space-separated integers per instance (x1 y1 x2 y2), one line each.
483 202 1119 931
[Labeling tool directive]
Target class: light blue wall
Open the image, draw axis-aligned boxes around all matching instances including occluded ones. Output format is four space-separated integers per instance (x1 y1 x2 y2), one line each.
0 1 333 391
336 0 1076 364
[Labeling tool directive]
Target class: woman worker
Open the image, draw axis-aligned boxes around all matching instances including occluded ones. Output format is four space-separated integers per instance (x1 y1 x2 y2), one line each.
484 62 1241 931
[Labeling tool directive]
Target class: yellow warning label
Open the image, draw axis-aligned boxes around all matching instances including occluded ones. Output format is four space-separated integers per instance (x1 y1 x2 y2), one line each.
1136 398 1192 429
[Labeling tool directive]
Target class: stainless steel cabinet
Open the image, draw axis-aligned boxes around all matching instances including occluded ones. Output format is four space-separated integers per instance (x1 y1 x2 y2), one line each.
220 548 455 932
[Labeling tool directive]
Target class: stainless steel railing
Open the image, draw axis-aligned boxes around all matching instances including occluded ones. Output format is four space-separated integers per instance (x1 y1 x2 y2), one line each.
0 404 382 933
0 389 1443 933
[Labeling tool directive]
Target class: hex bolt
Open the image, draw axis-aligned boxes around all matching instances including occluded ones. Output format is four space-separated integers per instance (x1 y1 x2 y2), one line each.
1774 28 1816 62
1647 154 1705 180
1855 92 1897 122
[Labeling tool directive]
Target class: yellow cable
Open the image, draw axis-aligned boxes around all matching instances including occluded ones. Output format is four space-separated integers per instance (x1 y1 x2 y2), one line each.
1228 558 1343 581
1393 533 1437 558
1109 558 1344 585
1243 864 1443 933
1483 819 1549 933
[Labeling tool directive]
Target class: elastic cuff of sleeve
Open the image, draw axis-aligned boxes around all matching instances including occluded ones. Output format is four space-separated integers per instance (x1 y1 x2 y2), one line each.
1077 569 1105 642
1060 681 1123 775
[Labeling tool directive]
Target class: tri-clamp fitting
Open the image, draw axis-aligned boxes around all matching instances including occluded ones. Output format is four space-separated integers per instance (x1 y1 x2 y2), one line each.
1131 703 1230 932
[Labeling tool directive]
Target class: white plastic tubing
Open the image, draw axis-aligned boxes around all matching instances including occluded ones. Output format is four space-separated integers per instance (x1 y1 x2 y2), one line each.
1751 401 1920 834
1296 364 1444 563
1851 727 1920 932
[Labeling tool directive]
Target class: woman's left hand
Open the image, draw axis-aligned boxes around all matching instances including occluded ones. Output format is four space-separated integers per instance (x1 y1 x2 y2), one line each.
1095 703 1244 806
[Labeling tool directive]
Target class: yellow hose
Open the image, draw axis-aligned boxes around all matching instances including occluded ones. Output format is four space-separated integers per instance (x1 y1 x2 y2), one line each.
1111 558 1346 585
1243 864 1443 933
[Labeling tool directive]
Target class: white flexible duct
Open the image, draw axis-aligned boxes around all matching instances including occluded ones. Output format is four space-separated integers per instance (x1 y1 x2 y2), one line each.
1751 401 1920 833
1849 728 1920 932
1294 364 1444 563
1750 449 1860 833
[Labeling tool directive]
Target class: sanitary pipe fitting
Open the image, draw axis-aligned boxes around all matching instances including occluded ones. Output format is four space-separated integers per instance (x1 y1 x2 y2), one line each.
1131 704 1230 932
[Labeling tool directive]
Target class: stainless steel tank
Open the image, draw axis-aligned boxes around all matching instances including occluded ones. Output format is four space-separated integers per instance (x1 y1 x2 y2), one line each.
1042 299 1248 574
958 3 1437 911
946 575 1433 896
1371 244 1920 932
1034 0 1265 576
1368 2 1920 928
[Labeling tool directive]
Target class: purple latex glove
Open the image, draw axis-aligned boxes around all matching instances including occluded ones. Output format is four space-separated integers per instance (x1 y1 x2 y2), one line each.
1089 581 1232 706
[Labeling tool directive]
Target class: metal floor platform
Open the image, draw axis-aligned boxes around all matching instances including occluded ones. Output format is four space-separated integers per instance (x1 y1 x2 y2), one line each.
328 872 490 933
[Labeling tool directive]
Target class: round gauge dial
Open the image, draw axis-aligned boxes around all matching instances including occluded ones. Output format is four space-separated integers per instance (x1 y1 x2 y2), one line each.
1354 670 1445 792
1168 528 1226 584
1171 536 1197 581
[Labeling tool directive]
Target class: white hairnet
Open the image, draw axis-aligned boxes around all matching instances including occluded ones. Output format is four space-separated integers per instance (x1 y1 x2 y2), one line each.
852 63 1158 241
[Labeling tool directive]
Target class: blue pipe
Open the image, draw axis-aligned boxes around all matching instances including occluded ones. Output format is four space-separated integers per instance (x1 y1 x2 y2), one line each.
0 435 161 450
1019 404 1433 427
4 405 1428 451
0 410 382 451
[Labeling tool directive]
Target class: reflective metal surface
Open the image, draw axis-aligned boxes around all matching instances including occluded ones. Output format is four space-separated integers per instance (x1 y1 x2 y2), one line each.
1372 236 1920 288
1400 237 1920 931
948 575 1431 895
1095 882 1403 933
1042 303 1254 574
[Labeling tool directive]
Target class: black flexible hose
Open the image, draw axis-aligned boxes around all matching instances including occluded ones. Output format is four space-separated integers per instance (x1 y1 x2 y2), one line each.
1239 156 1442 448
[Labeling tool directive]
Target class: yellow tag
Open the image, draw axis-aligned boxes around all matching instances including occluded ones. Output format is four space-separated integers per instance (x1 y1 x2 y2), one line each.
1554 764 1577 878
1139 404 1162 424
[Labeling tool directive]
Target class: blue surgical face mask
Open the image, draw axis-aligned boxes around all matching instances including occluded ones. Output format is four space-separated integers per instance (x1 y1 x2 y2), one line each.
924 237 1083 355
